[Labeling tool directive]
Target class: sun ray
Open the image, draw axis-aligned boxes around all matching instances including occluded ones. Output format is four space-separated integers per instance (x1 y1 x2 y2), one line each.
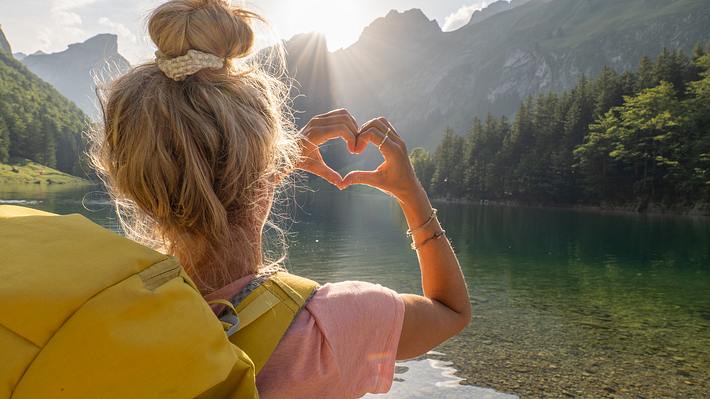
267 0 364 51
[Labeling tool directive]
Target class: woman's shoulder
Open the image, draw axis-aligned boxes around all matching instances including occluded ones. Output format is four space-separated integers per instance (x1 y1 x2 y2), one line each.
304 279 405 356
313 279 402 300
258 280 405 398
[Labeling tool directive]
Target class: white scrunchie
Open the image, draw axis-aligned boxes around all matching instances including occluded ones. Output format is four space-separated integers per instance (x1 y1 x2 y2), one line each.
155 49 226 81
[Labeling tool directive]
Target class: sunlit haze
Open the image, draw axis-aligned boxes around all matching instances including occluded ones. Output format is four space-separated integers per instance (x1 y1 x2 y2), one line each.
1 0 503 63
261 0 367 51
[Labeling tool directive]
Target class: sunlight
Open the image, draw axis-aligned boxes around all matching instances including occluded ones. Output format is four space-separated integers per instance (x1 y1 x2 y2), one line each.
277 0 365 50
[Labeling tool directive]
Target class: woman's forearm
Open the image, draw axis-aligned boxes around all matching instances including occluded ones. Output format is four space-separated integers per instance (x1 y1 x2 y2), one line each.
398 186 471 319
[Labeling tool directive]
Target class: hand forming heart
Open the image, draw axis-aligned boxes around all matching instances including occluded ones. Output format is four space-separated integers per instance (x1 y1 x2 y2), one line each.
296 109 421 201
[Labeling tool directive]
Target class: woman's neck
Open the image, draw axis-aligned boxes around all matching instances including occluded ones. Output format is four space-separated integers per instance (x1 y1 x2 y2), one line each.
185 223 264 296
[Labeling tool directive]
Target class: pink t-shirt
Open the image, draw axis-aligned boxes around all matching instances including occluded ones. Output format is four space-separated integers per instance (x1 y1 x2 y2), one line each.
205 275 406 399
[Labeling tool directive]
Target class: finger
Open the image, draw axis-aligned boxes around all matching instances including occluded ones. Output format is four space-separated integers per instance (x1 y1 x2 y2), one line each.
359 118 402 149
313 113 359 135
304 123 358 153
341 170 382 189
306 114 358 152
355 127 401 159
369 117 405 149
376 117 406 148
315 109 359 136
308 161 344 188
317 108 352 119
336 109 359 133
354 125 386 153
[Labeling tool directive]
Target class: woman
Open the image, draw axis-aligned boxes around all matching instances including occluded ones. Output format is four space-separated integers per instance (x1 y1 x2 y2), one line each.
91 0 471 397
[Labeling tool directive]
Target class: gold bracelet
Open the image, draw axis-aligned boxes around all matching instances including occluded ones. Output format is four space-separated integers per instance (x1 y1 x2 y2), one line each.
410 230 446 251
406 208 438 237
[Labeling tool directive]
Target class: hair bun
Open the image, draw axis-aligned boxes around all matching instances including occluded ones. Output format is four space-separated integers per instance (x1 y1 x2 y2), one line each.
149 0 257 61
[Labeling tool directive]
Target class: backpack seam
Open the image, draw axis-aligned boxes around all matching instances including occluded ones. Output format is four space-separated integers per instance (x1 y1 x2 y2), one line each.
9 256 175 397
0 322 40 350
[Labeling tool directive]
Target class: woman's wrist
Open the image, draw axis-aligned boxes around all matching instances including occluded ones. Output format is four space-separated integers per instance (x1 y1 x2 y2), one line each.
397 183 434 229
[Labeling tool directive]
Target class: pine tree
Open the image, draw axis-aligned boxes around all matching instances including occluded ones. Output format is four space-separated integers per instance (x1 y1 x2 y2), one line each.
431 129 459 198
638 56 656 90
594 66 623 118
692 43 705 61
463 117 483 197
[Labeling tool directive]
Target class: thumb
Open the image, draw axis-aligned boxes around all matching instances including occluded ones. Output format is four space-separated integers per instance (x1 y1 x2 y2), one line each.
311 163 344 188
341 170 381 189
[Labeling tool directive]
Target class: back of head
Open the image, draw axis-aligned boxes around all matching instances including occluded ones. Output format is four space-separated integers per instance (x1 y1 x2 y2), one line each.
149 0 255 60
90 0 298 293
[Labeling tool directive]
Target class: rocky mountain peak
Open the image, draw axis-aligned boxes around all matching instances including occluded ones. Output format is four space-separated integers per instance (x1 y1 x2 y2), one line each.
66 33 120 59
359 8 441 44
21 33 130 117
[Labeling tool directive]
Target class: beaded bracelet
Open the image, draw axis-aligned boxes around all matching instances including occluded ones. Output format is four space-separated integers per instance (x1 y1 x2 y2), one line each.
406 208 438 237
410 230 446 251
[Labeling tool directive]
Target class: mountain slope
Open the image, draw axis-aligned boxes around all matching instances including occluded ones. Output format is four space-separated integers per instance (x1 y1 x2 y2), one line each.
22 34 130 116
309 0 710 149
0 50 88 176
465 0 530 27
0 25 11 55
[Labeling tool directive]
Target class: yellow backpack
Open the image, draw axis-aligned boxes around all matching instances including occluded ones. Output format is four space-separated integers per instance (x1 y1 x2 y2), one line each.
0 205 318 398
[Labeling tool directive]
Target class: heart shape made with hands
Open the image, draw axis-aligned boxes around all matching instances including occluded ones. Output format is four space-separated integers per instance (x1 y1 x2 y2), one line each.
297 111 408 194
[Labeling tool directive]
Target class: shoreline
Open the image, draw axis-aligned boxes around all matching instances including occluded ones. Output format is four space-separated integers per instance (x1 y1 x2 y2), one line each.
431 197 710 218
301 184 710 219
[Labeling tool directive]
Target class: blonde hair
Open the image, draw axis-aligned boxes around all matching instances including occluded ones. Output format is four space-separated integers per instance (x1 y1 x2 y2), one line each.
89 0 299 293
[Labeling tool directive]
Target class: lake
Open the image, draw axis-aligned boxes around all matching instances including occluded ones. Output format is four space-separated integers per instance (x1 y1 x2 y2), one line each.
1 184 709 398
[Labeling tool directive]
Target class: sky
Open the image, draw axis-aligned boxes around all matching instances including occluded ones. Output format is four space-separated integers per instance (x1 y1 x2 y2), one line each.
0 0 502 64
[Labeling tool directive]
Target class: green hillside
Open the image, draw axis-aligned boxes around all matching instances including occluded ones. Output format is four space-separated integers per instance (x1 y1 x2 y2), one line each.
0 159 88 185
0 47 89 178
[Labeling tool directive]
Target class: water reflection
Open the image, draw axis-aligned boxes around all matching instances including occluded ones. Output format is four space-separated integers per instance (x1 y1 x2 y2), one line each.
366 352 517 399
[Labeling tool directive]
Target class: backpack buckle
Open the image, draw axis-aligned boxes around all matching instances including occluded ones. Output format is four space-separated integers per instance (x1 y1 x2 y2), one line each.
208 299 241 337
221 312 241 337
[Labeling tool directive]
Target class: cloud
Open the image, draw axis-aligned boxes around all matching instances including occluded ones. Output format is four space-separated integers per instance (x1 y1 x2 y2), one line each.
99 17 138 43
39 0 101 50
53 0 100 8
442 1 490 32
50 0 98 26
32 0 101 52
53 10 83 26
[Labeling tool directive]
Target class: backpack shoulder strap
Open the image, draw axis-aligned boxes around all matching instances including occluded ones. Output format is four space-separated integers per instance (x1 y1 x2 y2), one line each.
226 272 319 375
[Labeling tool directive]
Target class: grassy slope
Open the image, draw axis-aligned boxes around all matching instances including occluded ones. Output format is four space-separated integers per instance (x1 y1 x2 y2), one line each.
0 159 89 185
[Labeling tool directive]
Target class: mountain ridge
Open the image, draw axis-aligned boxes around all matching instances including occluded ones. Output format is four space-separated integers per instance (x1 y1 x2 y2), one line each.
21 33 130 116
464 0 535 27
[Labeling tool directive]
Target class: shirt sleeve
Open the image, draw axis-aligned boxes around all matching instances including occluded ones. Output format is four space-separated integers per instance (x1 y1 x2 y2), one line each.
306 281 406 397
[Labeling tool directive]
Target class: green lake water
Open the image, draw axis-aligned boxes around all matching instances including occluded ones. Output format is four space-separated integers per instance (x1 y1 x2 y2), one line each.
2 184 709 398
